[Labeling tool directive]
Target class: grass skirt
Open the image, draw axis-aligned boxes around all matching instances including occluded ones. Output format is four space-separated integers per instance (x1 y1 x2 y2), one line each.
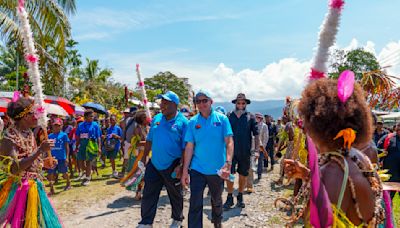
0 174 62 228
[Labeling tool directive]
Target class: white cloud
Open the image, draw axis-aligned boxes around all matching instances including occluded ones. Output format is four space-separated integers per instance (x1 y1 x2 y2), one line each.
99 39 400 102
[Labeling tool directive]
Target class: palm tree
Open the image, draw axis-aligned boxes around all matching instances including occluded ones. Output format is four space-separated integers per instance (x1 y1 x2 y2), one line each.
69 58 121 108
0 0 76 94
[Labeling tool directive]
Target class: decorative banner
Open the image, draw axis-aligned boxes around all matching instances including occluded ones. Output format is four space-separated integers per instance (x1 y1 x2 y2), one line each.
136 64 152 122
310 0 345 80
16 0 48 128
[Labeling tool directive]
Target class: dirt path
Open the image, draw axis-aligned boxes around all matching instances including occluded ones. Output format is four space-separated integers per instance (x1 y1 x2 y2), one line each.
54 165 290 228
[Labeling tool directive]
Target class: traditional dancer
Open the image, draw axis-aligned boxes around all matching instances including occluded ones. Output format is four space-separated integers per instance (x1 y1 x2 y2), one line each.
0 97 63 227
121 110 149 200
281 73 387 227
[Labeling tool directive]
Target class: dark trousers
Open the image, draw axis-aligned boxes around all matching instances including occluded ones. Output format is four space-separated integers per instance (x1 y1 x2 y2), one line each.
266 145 275 168
257 152 265 175
139 159 183 225
189 170 224 228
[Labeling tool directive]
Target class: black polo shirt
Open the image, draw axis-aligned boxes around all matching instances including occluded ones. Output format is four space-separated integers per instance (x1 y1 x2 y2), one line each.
228 111 259 159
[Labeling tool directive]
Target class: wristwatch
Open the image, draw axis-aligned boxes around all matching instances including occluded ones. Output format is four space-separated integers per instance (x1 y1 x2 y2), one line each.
225 160 232 165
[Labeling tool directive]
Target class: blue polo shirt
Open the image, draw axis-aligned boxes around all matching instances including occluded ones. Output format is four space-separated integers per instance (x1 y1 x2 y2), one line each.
147 112 188 170
185 110 233 175
106 125 123 151
48 131 70 160
76 121 101 152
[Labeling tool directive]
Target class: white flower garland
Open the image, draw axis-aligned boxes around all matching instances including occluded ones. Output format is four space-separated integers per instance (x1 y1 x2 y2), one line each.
16 0 48 128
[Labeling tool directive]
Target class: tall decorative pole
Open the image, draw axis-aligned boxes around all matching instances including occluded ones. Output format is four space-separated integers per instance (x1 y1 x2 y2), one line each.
309 0 345 80
17 0 55 167
136 64 152 122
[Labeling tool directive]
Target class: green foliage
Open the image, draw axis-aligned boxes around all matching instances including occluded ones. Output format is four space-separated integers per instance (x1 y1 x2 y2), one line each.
144 71 190 104
68 58 125 110
0 44 27 90
329 48 381 80
0 0 76 94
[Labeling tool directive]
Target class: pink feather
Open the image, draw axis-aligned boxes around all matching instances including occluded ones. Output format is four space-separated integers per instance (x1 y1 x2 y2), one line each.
18 0 25 12
337 70 355 104
25 54 38 63
309 68 325 81
330 0 345 10
12 91 20 102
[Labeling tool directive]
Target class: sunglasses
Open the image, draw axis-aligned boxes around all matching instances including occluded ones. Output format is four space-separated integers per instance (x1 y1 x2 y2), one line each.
195 99 209 104
236 102 246 105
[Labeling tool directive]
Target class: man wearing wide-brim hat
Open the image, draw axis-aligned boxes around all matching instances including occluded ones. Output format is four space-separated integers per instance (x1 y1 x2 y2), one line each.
224 93 259 209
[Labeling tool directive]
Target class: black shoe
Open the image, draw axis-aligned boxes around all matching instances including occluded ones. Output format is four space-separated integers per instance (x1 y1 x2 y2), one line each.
236 194 245 208
257 174 262 180
223 196 234 210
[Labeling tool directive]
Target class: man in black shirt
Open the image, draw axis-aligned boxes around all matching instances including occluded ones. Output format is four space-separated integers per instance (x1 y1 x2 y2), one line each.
265 115 277 170
224 93 259 210
373 119 389 146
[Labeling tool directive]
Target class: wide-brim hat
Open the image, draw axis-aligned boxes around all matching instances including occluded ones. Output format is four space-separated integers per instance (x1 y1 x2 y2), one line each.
232 93 251 104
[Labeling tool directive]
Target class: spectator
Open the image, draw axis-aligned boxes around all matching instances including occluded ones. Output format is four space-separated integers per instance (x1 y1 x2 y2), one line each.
75 109 102 186
182 90 233 228
373 119 389 146
105 115 123 178
383 122 400 198
100 117 110 168
48 118 71 194
224 93 259 209
138 91 188 228
265 115 277 170
255 113 269 180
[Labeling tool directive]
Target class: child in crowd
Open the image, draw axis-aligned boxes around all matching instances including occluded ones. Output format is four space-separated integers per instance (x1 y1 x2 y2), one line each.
48 118 71 194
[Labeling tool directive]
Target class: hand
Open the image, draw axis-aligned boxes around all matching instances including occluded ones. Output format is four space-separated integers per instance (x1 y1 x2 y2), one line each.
181 169 190 187
38 139 55 154
219 163 231 180
173 164 183 179
254 152 260 159
283 159 310 181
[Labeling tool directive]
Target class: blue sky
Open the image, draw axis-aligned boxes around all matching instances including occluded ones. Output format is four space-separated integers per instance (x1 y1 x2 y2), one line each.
71 0 400 101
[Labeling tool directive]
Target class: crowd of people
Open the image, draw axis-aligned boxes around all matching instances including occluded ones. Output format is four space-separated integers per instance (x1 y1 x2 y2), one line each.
0 84 399 227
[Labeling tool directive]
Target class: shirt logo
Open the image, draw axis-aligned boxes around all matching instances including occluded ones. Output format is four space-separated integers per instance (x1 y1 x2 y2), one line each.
214 122 221 127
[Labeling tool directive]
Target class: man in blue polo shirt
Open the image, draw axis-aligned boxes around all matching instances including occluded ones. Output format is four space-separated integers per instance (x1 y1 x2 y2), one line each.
138 91 188 228
75 109 102 186
182 90 234 228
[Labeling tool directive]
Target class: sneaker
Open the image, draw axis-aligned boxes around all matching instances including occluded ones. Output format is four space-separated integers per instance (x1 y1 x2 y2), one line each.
223 195 234 210
169 220 182 228
82 177 90 186
74 173 85 181
137 224 153 228
237 194 245 208
112 171 119 179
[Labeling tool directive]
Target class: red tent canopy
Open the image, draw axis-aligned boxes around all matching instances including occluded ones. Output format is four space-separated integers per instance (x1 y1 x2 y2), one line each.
44 96 75 115
0 98 10 113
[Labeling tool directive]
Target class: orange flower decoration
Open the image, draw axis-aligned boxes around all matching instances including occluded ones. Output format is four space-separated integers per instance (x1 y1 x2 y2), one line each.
333 128 356 149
